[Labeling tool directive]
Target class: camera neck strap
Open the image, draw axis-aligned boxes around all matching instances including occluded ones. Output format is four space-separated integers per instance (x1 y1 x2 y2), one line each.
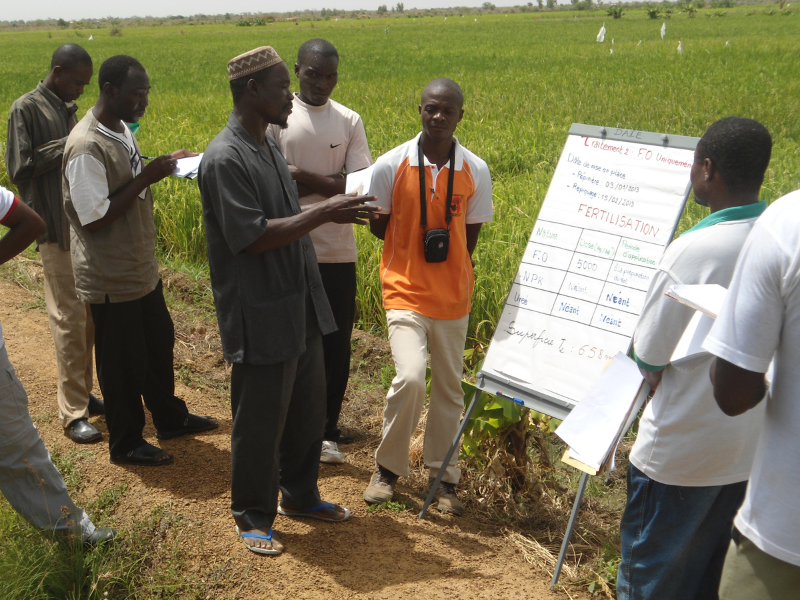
418 136 456 231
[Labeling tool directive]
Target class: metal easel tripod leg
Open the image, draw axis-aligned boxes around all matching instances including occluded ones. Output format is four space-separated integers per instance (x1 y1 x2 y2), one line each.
418 387 481 519
550 471 589 589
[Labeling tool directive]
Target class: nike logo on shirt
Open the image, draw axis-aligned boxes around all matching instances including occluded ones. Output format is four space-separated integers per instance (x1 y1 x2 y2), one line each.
330 143 342 148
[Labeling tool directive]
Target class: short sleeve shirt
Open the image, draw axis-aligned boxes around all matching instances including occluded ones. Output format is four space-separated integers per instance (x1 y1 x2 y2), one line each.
370 134 493 320
268 95 373 263
630 202 766 486
703 191 800 566
198 113 335 365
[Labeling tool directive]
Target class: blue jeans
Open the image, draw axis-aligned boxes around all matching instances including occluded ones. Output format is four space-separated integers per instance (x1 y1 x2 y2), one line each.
617 464 747 600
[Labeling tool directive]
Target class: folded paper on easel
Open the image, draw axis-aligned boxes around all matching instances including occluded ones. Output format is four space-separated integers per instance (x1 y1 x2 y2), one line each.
555 352 647 475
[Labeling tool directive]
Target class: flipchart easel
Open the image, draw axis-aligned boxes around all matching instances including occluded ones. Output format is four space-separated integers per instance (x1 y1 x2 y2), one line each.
418 124 700 589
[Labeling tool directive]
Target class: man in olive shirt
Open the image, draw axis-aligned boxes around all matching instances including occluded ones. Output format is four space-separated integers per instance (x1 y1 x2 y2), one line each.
198 46 377 555
63 55 217 466
6 43 104 444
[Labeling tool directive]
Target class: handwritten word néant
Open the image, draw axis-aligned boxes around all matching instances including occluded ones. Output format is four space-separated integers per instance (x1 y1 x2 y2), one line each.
598 312 624 329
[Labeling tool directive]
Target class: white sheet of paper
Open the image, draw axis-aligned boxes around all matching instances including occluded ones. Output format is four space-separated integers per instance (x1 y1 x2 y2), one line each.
666 284 727 318
345 165 375 195
554 352 644 466
172 153 203 178
607 381 650 472
670 310 715 363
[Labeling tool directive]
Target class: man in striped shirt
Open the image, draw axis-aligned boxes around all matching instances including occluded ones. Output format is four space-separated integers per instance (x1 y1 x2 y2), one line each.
5 43 105 444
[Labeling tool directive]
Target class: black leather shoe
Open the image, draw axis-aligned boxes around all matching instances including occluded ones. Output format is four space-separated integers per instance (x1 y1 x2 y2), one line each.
87 393 105 415
64 418 102 443
84 527 117 546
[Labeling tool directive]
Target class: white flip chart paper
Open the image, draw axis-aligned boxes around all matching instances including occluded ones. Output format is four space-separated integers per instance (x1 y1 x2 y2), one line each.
481 129 695 407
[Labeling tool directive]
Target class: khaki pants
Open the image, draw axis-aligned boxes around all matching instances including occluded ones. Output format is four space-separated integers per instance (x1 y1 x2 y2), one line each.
719 529 800 600
376 309 469 484
0 343 95 536
39 243 94 427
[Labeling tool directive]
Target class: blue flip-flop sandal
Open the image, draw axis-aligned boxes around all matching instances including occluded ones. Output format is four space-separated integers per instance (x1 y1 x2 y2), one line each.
235 525 281 555
278 501 351 522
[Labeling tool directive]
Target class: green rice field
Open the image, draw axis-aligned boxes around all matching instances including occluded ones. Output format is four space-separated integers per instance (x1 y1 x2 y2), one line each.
2 8 799 346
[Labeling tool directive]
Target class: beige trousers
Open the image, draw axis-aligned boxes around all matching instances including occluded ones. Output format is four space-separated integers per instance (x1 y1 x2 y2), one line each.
39 243 94 427
376 309 469 484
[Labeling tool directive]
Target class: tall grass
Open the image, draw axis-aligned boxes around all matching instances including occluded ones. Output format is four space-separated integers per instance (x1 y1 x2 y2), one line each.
1 9 798 345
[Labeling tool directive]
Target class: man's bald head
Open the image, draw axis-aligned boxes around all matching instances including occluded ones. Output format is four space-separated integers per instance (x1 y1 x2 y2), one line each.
421 78 464 108
45 43 93 103
51 43 92 72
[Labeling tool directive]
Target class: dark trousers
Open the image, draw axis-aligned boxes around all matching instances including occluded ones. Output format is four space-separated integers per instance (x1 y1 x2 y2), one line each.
90 280 188 457
230 332 326 531
617 464 748 600
318 262 356 441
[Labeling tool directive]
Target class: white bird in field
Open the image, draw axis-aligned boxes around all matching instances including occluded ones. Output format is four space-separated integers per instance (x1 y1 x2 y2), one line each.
475 18 478 22
88 35 93 40
445 17 447 21
638 40 642 46
612 38 615 44
610 48 614 55
597 22 606 43
678 40 684 54
725 40 731 47
661 22 666 40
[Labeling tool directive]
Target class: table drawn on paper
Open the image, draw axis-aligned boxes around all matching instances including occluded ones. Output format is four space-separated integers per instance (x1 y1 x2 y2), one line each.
482 129 696 404
506 219 659 361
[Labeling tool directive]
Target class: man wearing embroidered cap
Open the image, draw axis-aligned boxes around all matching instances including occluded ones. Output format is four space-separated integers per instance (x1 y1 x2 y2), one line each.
199 46 378 555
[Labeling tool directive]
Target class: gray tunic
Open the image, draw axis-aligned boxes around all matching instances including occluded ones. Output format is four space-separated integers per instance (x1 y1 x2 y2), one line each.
198 113 335 365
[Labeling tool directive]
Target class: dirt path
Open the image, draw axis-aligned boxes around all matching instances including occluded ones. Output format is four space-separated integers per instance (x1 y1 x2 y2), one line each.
0 275 587 599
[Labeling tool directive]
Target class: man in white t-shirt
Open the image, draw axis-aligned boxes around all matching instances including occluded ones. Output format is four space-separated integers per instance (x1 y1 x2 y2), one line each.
617 117 773 600
705 189 800 599
0 185 114 545
268 39 373 464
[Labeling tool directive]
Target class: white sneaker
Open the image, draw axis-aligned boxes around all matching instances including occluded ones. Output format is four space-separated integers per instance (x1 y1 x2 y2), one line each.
320 440 346 464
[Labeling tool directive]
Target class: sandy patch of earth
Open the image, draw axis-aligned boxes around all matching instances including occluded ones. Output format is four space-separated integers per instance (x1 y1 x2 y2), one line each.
0 274 587 599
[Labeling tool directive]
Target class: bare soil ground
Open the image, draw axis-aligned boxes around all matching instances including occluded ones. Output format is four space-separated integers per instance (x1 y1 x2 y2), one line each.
0 263 592 599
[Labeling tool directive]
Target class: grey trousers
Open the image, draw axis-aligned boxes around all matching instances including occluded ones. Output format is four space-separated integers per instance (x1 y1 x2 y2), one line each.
0 343 94 537
230 332 326 531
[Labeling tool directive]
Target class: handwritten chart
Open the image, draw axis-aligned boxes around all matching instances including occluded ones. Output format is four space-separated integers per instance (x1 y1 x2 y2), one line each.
481 125 698 416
